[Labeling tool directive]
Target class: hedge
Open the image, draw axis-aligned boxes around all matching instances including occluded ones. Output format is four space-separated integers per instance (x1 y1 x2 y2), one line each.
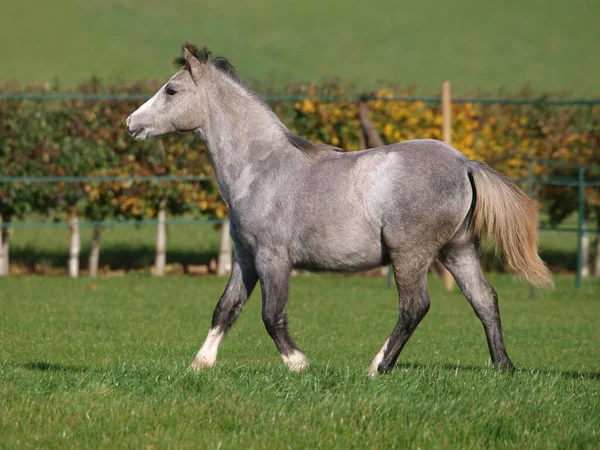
1 80 599 229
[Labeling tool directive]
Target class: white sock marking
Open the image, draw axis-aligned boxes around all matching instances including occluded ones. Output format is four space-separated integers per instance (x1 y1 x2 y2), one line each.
369 338 389 377
190 328 225 371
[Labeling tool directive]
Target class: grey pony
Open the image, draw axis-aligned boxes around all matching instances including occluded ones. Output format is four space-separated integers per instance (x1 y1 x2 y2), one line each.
127 43 553 375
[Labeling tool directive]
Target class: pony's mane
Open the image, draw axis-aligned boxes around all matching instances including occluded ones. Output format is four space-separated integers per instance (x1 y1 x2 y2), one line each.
174 43 341 157
174 43 241 86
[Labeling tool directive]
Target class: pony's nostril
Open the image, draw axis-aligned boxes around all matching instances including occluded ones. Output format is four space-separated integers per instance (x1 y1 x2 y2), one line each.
126 115 131 127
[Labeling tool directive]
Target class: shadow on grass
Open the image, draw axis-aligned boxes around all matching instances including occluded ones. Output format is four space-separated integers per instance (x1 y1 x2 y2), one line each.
10 246 578 275
480 249 578 273
17 360 600 381
21 361 91 373
9 245 219 273
529 249 578 272
395 361 600 380
544 368 600 381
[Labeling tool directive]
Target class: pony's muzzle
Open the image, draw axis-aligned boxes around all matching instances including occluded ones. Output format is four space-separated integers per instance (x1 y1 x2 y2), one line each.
126 115 145 139
125 115 134 136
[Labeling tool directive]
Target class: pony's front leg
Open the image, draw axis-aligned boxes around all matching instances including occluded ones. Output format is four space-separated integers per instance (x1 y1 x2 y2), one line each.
256 252 308 372
190 255 257 371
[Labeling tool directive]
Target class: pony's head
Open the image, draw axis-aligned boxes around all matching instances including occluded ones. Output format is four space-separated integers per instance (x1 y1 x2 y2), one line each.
127 42 338 158
126 43 233 140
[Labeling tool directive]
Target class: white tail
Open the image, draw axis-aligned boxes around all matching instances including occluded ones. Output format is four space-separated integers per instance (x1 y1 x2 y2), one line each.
469 161 553 288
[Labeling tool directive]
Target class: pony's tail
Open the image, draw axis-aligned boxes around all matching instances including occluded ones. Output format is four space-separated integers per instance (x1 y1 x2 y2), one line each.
468 161 553 288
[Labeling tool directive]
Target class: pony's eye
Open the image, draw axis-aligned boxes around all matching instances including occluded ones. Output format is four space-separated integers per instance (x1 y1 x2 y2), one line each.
166 87 177 96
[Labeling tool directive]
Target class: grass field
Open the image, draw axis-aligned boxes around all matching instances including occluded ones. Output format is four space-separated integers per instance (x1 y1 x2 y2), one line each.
1 0 599 95
1 274 599 448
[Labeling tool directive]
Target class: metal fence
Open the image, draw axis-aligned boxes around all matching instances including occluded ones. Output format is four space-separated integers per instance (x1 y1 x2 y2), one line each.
1 92 600 106
521 159 600 289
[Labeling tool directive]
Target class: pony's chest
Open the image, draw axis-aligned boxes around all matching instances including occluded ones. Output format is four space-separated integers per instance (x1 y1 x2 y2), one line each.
228 206 292 252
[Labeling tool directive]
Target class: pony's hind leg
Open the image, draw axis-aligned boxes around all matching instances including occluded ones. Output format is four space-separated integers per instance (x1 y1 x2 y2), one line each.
190 254 258 370
439 239 513 370
369 259 431 375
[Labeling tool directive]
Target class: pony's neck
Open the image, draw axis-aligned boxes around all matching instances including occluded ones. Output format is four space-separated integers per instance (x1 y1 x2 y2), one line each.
198 79 294 206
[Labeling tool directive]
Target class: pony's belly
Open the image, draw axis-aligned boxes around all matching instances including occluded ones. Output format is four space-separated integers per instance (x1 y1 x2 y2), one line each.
291 235 388 272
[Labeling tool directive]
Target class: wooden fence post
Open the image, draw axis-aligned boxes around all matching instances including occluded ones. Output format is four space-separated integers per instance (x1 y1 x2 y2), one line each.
68 212 80 278
0 217 8 276
88 226 102 277
154 206 167 276
581 219 589 277
358 99 385 148
441 81 454 291
359 127 367 151
217 217 232 276
575 167 585 289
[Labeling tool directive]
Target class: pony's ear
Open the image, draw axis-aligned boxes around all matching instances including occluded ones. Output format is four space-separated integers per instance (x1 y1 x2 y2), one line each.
183 48 203 80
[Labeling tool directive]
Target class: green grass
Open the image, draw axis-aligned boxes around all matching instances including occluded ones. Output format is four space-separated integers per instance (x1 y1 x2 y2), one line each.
1 274 599 448
1 0 599 95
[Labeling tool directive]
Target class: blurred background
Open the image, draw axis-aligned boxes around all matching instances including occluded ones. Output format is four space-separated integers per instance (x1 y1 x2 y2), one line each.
0 0 598 281
2 0 599 94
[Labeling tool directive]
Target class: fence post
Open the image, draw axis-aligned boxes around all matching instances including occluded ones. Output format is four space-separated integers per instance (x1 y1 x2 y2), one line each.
88 226 102 277
154 205 167 276
575 167 585 289
68 212 80 278
441 81 454 291
217 217 232 276
358 98 384 148
581 219 589 277
0 217 8 276
359 127 367 151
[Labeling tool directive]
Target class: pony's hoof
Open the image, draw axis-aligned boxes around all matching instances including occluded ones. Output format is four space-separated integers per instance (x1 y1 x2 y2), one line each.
283 350 309 372
288 360 309 372
497 362 515 373
369 339 389 377
189 357 216 372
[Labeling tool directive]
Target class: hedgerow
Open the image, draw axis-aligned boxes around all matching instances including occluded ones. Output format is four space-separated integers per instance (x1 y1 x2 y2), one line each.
1 81 599 228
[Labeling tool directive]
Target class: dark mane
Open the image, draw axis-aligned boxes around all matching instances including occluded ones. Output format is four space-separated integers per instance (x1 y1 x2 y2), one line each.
173 43 245 88
175 42 341 157
284 131 342 157
173 43 212 71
